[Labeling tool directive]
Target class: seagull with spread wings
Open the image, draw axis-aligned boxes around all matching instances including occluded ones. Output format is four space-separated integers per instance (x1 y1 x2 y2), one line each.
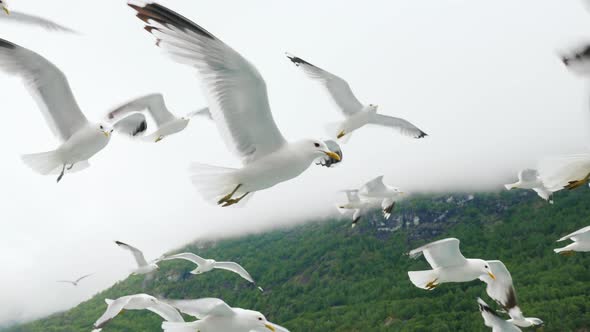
407 238 496 290
107 93 210 142
554 225 590 255
0 38 146 182
477 298 522 332
286 53 427 142
115 241 161 275
161 298 289 332
128 1 341 207
94 294 184 329
56 273 93 287
479 261 543 327
504 169 553 203
359 175 404 219
0 0 76 33
162 253 262 291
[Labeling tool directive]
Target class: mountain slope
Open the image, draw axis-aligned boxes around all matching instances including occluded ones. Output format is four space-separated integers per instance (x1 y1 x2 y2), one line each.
4 190 590 332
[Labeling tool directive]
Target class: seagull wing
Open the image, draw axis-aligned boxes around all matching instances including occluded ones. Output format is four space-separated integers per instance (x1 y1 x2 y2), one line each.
286 53 363 116
368 113 427 139
74 273 93 284
94 296 133 328
147 301 185 322
408 238 467 268
557 226 590 242
115 241 148 267
129 1 287 164
4 11 77 33
107 93 176 127
162 252 207 266
341 190 361 203
539 154 590 191
214 261 255 283
477 298 522 332
164 298 234 319
361 175 387 194
110 113 148 137
0 38 88 141
185 107 212 120
480 260 517 310
56 280 76 285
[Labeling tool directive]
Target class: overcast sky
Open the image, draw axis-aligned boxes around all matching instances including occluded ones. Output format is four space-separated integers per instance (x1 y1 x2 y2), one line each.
0 0 589 326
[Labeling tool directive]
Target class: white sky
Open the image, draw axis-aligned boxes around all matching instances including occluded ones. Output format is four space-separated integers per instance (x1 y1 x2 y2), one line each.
0 0 589 325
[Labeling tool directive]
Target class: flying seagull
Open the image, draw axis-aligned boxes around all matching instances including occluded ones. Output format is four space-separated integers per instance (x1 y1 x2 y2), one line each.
477 298 522 332
161 298 289 332
56 273 93 287
539 154 590 192
107 93 210 142
128 1 341 207
479 261 543 327
285 53 427 142
0 0 77 33
504 169 553 203
338 190 371 228
408 238 495 290
115 241 160 275
358 175 404 218
554 225 590 255
0 38 145 182
93 294 184 329
162 253 262 290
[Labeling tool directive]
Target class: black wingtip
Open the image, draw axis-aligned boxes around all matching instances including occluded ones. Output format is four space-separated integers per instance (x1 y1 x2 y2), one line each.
115 240 126 246
286 53 312 67
132 120 148 136
478 301 501 318
417 131 428 139
0 38 16 50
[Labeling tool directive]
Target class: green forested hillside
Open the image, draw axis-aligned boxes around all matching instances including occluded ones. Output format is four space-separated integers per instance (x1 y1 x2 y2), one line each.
4 190 590 332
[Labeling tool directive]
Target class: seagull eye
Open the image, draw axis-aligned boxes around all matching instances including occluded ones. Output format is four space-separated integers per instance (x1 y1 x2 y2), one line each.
99 125 104 130
314 143 320 148
258 317 263 321
485 265 488 268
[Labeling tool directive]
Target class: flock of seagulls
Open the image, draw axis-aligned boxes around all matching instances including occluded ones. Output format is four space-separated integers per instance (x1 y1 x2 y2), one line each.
2 0 590 331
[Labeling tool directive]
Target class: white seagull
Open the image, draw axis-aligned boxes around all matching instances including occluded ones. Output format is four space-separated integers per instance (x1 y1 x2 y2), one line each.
478 298 522 332
539 154 590 192
504 169 553 203
115 241 160 275
56 273 93 287
0 38 144 182
0 0 76 33
479 261 543 327
359 175 404 218
338 190 371 228
129 1 341 207
285 53 427 142
107 93 210 142
554 225 590 255
93 294 184 329
162 252 261 289
408 238 496 290
161 298 289 332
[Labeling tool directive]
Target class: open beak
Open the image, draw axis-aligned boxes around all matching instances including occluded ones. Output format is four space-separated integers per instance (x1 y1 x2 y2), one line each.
488 272 496 280
103 131 110 137
2 6 9 15
265 324 276 332
324 151 341 161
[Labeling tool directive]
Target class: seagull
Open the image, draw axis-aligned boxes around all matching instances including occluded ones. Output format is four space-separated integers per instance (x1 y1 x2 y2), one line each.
56 273 93 287
477 298 522 332
0 38 144 183
539 154 590 192
107 93 210 142
504 169 553 203
316 139 343 168
0 0 76 33
554 225 590 255
128 1 341 207
407 238 496 290
161 298 289 332
479 261 543 327
162 253 261 290
115 241 160 275
358 175 404 218
93 294 184 329
338 190 371 228
285 53 427 142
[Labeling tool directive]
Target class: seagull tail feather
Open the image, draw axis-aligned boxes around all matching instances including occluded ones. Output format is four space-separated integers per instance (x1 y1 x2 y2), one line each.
190 163 249 205
21 150 62 175
408 270 436 290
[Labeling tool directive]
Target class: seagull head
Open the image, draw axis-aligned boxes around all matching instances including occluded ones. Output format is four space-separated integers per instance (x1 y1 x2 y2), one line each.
480 261 496 280
300 139 341 162
97 123 114 138
239 310 283 332
365 104 378 113
0 0 9 15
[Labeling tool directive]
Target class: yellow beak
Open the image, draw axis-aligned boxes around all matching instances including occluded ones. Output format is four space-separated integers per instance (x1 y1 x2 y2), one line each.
103 131 110 137
155 136 164 142
265 324 276 332
2 7 9 15
324 151 341 161
488 272 496 280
